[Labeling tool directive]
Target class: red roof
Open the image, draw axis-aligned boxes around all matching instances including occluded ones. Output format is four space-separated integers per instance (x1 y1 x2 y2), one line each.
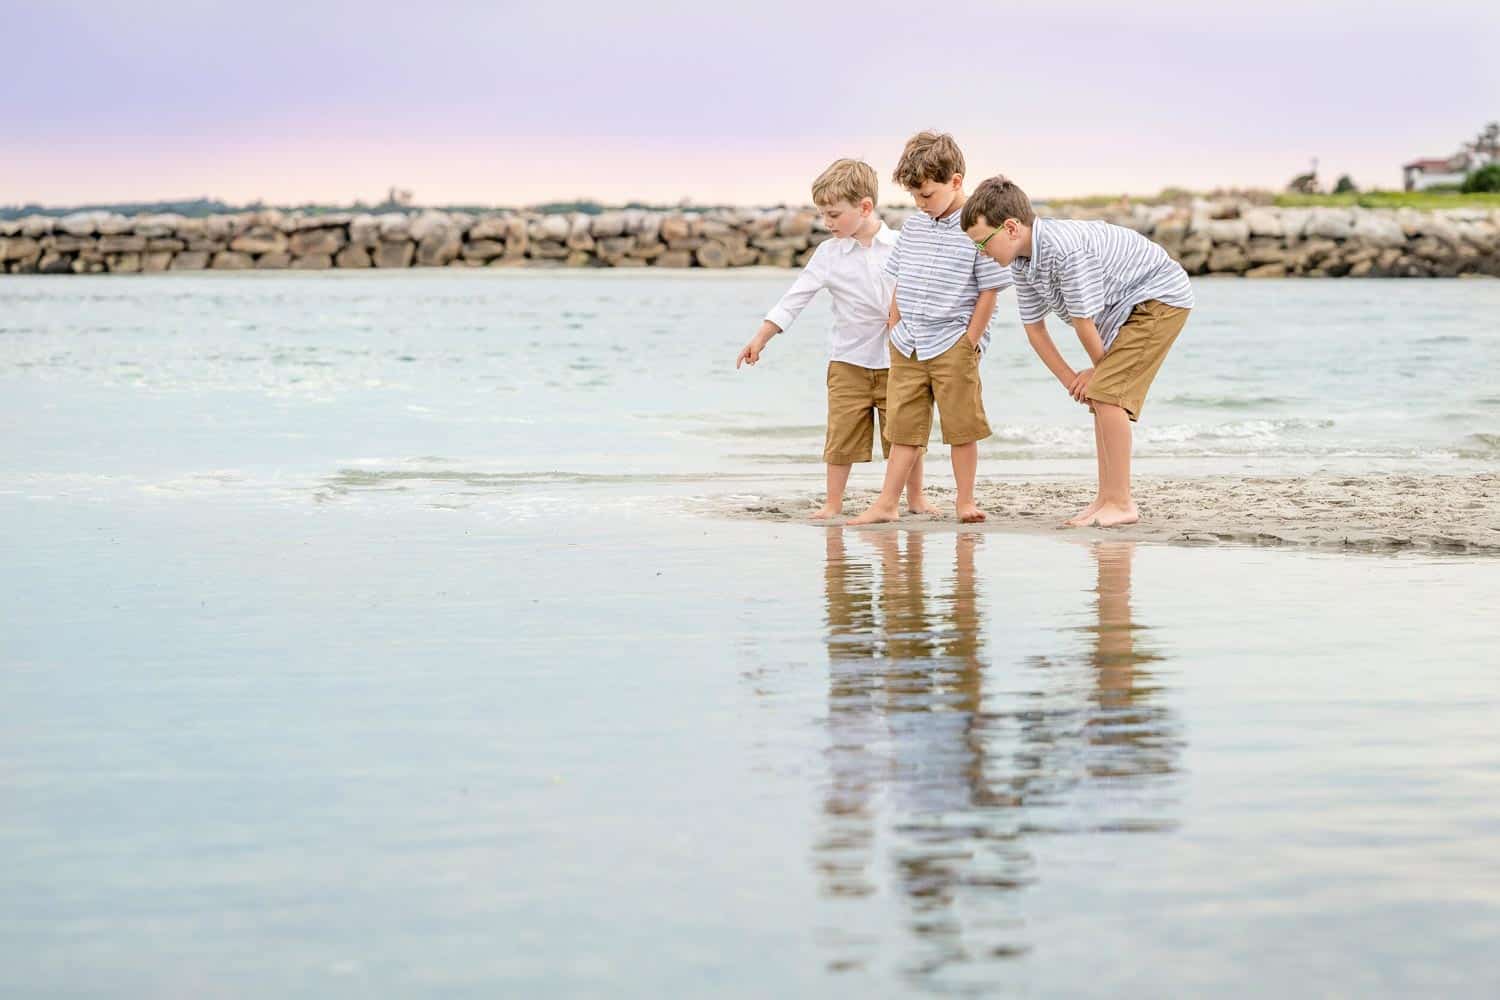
1404 157 1461 171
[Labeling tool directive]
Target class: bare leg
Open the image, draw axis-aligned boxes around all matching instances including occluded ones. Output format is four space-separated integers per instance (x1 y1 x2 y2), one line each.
813 463 853 519
951 441 986 523
848 444 921 525
1090 402 1139 527
1065 415 1108 526
904 452 938 514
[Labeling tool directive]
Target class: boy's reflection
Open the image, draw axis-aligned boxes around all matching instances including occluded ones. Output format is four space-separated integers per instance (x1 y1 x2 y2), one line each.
817 532 1179 982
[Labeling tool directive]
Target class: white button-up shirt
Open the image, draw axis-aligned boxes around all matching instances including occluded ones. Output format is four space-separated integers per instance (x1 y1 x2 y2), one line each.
764 222 898 370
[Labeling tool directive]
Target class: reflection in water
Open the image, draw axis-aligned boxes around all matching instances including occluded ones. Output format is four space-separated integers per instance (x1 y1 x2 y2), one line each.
818 533 1181 985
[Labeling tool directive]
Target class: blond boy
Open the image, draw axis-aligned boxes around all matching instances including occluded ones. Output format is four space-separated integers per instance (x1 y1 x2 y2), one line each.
962 176 1193 527
737 159 932 519
848 132 1011 526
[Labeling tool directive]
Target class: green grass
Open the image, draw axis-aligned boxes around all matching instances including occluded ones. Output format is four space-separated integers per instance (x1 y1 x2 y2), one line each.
1273 190 1500 210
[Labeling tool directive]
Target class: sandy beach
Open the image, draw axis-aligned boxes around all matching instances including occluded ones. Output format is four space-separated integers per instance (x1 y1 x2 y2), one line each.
720 473 1500 555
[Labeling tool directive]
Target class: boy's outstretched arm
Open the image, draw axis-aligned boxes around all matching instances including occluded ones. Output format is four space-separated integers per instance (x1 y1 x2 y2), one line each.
736 320 782 368
965 289 998 347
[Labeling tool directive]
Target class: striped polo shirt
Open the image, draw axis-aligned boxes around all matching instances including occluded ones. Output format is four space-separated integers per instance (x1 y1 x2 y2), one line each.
1011 217 1194 350
886 206 1013 361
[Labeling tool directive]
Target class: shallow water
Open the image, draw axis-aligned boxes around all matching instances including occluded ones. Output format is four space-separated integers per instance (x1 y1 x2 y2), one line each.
3 273 1500 996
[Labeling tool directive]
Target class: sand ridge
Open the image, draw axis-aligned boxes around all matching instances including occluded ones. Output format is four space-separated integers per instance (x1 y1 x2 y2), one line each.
722 474 1500 555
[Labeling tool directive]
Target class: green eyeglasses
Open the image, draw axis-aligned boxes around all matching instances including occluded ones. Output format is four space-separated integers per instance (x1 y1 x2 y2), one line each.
974 228 1002 251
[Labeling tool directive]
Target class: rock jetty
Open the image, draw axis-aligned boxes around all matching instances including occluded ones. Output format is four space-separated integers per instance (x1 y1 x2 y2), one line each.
2 203 1497 277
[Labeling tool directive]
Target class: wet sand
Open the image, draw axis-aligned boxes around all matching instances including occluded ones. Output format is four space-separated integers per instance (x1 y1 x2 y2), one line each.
721 473 1500 555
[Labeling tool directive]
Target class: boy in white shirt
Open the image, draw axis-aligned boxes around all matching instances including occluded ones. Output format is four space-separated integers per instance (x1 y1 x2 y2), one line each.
736 159 932 520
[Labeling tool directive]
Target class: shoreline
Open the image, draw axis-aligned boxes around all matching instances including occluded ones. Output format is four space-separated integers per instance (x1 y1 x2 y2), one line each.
713 473 1500 556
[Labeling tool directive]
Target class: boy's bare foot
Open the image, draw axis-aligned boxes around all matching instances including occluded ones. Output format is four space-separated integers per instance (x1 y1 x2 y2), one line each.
1090 502 1139 528
848 499 901 525
1064 498 1104 527
956 502 988 524
810 503 842 520
906 496 940 516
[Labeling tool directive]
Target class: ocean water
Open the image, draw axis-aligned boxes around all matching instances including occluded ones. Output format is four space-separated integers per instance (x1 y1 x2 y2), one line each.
3 272 1500 997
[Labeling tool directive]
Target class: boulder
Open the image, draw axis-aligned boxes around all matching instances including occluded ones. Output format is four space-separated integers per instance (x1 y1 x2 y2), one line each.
230 228 289 255
211 251 254 270
0 236 40 262
654 249 693 268
44 234 96 252
660 215 693 242
98 234 147 253
504 216 528 256
1278 209 1311 239
529 240 569 260
596 236 634 258
20 216 54 237
759 247 796 268
0 220 19 237
349 214 382 246
416 233 461 266
203 216 239 240
1245 263 1287 278
289 228 346 257
291 254 333 270
132 213 185 238
778 210 815 237
590 212 626 238
142 251 174 273
566 214 595 251
1181 232 1212 256
96 214 133 236
377 213 411 240
407 210 452 244
538 215 570 242
146 238 186 252
1207 244 1249 273
1306 208 1354 240
1205 219 1250 244
374 240 415 268
169 250 210 271
1350 212 1404 248
469 214 510 241
187 239 227 252
1246 239 1287 265
564 250 592 267
58 211 109 236
1242 209 1284 238
695 242 729 268
38 252 72 274
174 217 207 239
255 253 291 269
335 245 373 268
1177 251 1208 275
462 239 506 261
729 247 760 267
609 256 647 268
627 242 665 260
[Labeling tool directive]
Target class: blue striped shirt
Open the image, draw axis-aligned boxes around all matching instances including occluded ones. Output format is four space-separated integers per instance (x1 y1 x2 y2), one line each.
1011 217 1194 350
886 207 1012 361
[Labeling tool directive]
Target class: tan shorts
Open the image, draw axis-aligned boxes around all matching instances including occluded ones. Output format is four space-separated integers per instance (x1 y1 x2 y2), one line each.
825 361 892 464
1086 300 1190 421
885 335 990 446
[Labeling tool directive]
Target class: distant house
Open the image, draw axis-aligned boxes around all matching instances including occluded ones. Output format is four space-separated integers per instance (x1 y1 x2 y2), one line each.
1404 122 1500 190
1404 155 1472 191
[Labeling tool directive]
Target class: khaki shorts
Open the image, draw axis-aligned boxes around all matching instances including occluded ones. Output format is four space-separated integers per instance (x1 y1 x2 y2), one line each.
825 361 892 464
1086 300 1190 421
885 335 990 446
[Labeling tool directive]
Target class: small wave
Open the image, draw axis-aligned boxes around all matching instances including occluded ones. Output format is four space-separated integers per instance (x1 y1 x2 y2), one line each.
1415 335 1470 345
1164 393 1287 410
705 424 824 439
1460 432 1500 456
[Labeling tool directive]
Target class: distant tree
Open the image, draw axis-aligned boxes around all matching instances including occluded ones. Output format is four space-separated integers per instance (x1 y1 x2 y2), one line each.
1334 174 1358 194
1462 163 1500 193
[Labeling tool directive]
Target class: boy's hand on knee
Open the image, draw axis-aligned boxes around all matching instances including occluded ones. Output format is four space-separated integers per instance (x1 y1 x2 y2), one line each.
1068 368 1094 402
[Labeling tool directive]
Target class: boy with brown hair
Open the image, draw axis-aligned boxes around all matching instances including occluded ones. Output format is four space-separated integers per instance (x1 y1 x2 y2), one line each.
848 131 1011 526
962 176 1194 527
737 158 932 519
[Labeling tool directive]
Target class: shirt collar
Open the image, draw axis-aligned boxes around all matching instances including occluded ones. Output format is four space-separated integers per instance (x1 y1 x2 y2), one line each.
1021 216 1045 280
836 220 896 254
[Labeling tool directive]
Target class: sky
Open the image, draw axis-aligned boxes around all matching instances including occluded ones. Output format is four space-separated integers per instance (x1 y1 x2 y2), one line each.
4 0 1499 207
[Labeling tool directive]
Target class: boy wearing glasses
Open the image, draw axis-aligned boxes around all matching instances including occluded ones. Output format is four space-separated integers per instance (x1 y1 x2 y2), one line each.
962 176 1193 528
848 132 1011 526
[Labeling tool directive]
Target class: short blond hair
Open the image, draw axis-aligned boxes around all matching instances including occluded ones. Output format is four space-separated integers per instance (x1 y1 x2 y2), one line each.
893 131 965 190
961 176 1036 230
811 158 878 207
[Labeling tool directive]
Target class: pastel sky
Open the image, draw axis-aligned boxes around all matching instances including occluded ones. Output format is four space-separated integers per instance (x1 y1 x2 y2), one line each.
5 0 1498 207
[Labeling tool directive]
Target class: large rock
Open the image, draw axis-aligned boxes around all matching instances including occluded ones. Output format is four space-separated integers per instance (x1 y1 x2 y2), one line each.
211 251 254 270
374 240 415 268
229 228 289 255
1278 209 1311 239
654 249 693 268
335 245 372 268
169 250 210 271
1306 208 1354 240
377 213 411 240
462 239 506 261
659 215 693 242
349 214 381 246
98 234 147 253
416 233 461 266
131 214 185 238
1244 263 1287 278
96 214 134 236
407 210 452 243
1205 219 1250 244
590 212 626 238
1350 213 1404 249
142 251 174 273
289 228 346 257
1246 239 1287 265
566 214 595 251
469 214 510 241
1242 209 1284 237
291 254 333 270
255 252 291 270
536 215 570 242
58 211 110 236
0 236 40 262
20 216 54 237
146 238 186 252
695 242 729 268
778 210 815 237
1207 244 1249 273
529 240 569 260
